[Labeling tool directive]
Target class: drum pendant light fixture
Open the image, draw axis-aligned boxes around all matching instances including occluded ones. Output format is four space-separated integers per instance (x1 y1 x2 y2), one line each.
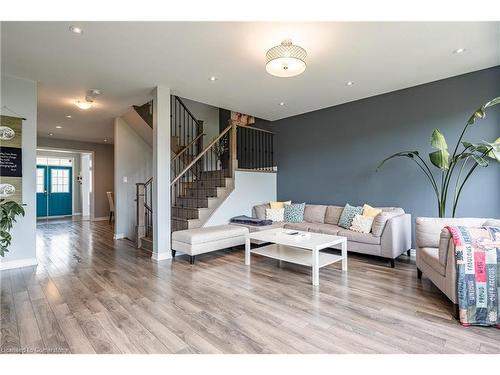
265 39 307 78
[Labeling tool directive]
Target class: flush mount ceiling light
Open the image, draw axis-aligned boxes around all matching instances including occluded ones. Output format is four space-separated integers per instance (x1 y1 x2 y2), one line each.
266 39 307 78
74 100 93 110
69 25 83 34
66 115 72 118
74 89 102 110
56 126 63 129
279 102 285 106
209 76 217 81
453 48 466 54
345 81 354 86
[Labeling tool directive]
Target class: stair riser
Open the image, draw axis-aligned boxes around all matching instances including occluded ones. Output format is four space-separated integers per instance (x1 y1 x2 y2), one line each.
175 197 209 208
183 179 228 189
181 187 218 198
172 207 199 220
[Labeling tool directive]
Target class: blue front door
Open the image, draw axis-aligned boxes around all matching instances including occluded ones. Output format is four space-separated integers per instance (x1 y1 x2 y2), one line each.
36 165 72 217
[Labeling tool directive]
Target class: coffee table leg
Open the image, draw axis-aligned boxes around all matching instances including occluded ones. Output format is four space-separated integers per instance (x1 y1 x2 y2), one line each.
341 240 347 271
312 248 319 286
245 237 251 265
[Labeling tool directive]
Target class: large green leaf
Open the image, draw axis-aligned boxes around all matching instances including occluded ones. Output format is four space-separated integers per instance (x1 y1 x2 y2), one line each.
429 129 449 170
467 97 500 125
376 151 419 171
486 137 500 162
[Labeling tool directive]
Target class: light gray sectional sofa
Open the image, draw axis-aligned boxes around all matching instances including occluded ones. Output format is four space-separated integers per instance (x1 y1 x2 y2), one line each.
242 203 411 267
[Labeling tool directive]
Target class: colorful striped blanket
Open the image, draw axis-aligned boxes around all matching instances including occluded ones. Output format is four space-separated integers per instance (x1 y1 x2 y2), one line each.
446 226 500 327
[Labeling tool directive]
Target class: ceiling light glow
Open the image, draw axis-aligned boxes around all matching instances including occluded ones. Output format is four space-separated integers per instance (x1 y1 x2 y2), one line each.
74 100 93 110
453 48 465 54
209 76 217 81
56 126 62 129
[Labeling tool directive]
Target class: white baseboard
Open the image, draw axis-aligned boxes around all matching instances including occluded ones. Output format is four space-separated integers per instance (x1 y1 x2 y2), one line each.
73 212 82 216
152 251 171 262
93 216 109 222
113 233 126 240
0 257 38 271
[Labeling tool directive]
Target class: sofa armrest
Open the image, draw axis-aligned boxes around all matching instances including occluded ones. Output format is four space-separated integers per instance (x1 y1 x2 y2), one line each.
380 213 412 259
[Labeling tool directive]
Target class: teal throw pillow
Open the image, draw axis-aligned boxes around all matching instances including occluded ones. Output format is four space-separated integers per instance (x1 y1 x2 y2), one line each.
338 203 363 229
284 203 306 223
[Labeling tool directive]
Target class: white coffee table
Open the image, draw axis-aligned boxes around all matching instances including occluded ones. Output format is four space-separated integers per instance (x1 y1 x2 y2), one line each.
245 228 347 286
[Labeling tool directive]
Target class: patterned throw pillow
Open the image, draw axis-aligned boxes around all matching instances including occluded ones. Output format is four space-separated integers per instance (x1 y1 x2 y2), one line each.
338 203 363 229
265 208 285 222
283 203 306 223
350 214 375 233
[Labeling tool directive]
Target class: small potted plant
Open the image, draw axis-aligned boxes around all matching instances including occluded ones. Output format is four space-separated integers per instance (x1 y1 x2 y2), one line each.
0 199 25 257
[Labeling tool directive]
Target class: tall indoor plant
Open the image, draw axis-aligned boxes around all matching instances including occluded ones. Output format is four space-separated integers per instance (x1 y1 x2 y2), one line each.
377 97 499 218
0 199 25 257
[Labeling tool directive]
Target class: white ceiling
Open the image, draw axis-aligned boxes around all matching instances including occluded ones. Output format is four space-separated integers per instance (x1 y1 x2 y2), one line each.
2 22 499 144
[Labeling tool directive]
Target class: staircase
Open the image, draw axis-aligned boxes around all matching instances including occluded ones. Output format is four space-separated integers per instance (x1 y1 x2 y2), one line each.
135 95 276 250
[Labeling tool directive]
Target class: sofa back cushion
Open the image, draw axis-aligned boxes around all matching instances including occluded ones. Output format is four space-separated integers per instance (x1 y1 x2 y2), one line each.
415 217 487 248
253 203 270 219
304 204 327 223
371 207 405 237
324 205 344 225
484 219 500 227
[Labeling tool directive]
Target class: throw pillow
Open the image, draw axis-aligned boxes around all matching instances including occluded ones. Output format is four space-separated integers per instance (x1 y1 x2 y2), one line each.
283 203 306 223
350 214 374 233
270 200 292 209
338 203 363 229
362 204 382 218
265 208 284 222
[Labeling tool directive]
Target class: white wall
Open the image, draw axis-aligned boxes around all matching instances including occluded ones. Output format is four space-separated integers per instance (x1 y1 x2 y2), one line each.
114 117 153 240
0 74 37 270
204 170 277 226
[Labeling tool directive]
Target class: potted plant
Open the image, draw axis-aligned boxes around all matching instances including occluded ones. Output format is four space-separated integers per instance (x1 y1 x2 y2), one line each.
0 199 25 257
377 97 499 218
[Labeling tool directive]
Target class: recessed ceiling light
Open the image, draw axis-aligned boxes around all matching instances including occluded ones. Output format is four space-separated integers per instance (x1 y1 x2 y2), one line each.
49 133 54 136
66 115 72 118
279 102 285 106
103 138 108 143
345 81 354 86
75 100 93 110
56 126 63 129
453 48 465 54
69 26 83 34
209 76 217 81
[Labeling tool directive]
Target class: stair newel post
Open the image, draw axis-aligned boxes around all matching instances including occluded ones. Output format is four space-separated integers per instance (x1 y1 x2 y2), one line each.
230 122 238 175
136 183 146 248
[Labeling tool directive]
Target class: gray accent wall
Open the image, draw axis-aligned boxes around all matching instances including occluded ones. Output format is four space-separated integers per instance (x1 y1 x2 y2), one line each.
270 67 499 235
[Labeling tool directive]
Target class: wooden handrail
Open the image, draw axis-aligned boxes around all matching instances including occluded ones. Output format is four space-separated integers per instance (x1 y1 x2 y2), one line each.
236 123 275 134
170 124 233 186
174 96 202 125
171 133 205 162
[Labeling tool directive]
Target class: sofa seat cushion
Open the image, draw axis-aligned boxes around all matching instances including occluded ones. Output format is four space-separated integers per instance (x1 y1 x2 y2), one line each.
283 222 313 232
324 206 344 225
308 223 343 236
338 229 381 245
232 222 285 233
172 225 248 245
304 204 327 223
419 246 445 276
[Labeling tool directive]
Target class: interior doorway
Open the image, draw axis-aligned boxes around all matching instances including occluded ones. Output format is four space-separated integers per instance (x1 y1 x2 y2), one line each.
36 148 94 222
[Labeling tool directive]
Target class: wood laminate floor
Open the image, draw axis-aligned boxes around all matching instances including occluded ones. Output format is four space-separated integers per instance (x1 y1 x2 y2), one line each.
1 221 499 354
